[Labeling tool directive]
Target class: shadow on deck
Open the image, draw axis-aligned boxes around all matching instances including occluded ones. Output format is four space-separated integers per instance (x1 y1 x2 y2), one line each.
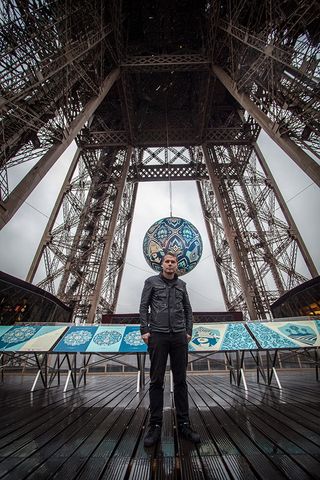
0 370 319 479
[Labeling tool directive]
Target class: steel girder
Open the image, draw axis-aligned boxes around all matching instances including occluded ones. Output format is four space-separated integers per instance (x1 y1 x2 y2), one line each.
78 125 258 148
33 146 135 322
198 144 311 319
0 68 120 228
121 54 209 72
211 1 320 160
0 0 114 200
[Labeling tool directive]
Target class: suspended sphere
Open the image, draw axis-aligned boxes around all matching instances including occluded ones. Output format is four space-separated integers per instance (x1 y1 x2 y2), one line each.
143 217 203 276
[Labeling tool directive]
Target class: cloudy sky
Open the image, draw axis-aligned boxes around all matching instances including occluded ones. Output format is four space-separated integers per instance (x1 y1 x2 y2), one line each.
0 131 319 315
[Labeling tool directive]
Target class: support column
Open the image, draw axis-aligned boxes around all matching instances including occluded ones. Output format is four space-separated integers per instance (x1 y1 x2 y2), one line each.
87 146 132 323
26 148 82 283
236 171 285 295
109 182 138 312
211 65 320 187
0 68 120 230
202 145 258 319
254 143 318 278
56 170 97 300
196 181 232 311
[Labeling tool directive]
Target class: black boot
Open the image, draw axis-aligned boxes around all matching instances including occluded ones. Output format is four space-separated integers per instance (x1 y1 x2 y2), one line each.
144 424 161 447
179 423 201 443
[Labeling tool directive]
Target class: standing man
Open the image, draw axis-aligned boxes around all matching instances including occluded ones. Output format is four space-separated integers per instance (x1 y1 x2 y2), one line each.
140 251 200 447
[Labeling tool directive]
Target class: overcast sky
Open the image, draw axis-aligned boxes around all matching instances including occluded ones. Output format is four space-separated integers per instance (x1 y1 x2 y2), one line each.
0 131 319 315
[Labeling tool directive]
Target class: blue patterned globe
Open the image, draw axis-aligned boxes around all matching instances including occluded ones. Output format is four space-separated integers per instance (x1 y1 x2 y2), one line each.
143 217 203 275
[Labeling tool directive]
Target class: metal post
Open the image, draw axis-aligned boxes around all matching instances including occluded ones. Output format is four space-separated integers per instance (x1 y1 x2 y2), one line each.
196 181 232 310
26 148 82 282
109 182 138 312
202 145 258 319
170 370 173 393
87 146 132 323
64 370 72 393
136 371 141 393
240 369 248 391
31 371 41 392
272 367 282 390
266 351 270 385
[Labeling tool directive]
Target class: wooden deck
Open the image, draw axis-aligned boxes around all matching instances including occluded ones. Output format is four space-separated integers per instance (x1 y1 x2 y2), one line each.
0 370 320 479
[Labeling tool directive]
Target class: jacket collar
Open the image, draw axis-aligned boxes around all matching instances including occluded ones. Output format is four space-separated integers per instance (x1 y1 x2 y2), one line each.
159 272 178 284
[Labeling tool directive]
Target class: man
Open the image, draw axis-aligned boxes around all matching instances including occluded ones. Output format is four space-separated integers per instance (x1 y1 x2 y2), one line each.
140 251 200 447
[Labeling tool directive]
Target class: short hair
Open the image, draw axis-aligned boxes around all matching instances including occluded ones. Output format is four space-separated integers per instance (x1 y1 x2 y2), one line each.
161 251 178 263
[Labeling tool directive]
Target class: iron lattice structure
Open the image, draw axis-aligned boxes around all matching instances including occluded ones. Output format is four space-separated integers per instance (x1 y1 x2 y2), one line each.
0 0 319 321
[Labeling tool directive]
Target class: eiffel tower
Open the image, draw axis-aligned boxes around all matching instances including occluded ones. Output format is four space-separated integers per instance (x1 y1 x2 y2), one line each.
0 0 319 323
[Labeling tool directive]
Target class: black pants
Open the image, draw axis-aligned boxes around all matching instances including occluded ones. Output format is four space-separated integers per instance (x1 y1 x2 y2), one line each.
148 331 189 426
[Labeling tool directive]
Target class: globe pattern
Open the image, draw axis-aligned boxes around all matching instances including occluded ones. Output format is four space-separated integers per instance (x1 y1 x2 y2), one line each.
143 217 203 275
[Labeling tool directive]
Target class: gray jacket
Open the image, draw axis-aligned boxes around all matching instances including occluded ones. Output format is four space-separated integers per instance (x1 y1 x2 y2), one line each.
139 273 193 336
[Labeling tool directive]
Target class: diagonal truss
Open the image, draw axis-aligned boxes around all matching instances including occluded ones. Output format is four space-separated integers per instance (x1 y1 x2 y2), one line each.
198 143 315 319
211 0 320 160
0 0 115 201
28 145 136 323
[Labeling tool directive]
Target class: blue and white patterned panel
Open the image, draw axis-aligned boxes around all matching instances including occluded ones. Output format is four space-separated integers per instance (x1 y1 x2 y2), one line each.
120 326 147 353
55 324 256 353
189 323 257 352
0 325 68 351
220 323 257 351
86 326 125 352
54 325 148 353
0 326 14 340
0 325 39 350
54 326 99 352
247 320 320 349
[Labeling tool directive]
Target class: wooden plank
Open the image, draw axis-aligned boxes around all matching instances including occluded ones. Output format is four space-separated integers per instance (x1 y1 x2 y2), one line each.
187 386 256 480
73 386 149 479
192 375 320 478
0 377 136 479
218 376 320 446
128 378 179 479
0 371 319 479
28 379 139 479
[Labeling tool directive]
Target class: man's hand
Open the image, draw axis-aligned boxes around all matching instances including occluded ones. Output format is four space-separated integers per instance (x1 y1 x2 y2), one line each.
141 332 151 344
187 334 192 343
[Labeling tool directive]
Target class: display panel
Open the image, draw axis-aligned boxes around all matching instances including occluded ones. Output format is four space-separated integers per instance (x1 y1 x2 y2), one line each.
0 325 68 352
247 320 320 349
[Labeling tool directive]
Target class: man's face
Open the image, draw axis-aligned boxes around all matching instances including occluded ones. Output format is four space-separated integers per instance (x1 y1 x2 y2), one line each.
162 255 178 275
